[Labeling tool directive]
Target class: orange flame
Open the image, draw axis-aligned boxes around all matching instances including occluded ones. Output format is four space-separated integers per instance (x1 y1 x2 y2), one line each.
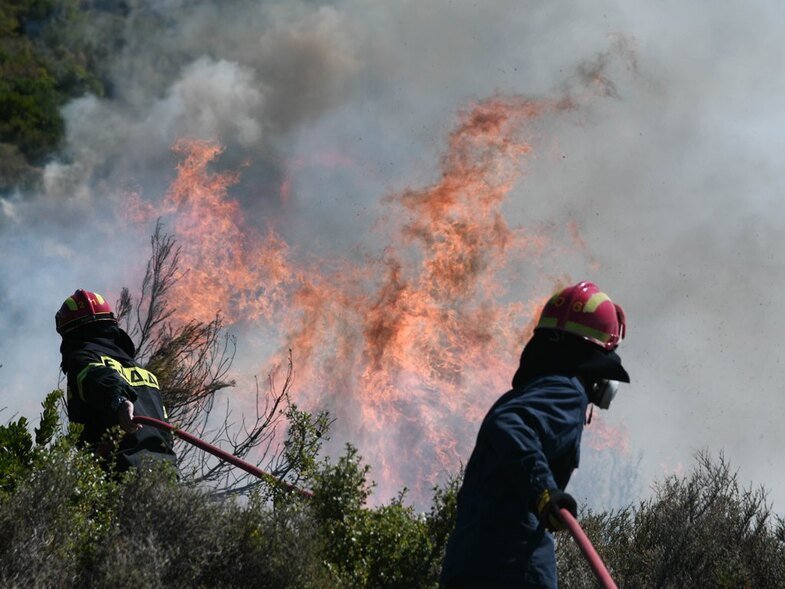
126 92 630 501
584 414 631 455
130 139 296 324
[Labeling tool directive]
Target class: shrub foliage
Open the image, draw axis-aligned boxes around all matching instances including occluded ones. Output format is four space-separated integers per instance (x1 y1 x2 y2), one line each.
0 399 457 589
3 394 785 588
556 451 785 589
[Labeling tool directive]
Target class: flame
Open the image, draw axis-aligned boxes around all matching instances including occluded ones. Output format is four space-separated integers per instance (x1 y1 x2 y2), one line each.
584 414 631 455
126 92 631 502
130 139 296 324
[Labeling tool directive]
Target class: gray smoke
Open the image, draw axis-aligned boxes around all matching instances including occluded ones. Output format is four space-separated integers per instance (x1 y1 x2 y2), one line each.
2 0 784 511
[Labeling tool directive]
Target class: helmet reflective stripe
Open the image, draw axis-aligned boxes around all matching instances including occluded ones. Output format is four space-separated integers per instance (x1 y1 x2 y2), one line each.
537 305 618 342
547 294 565 307
582 292 611 313
564 320 613 344
535 281 625 351
56 289 116 335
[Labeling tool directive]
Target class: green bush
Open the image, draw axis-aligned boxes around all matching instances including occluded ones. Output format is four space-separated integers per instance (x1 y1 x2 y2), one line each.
0 43 64 161
0 392 460 589
0 427 118 587
0 389 63 493
5 392 784 589
556 452 785 588
83 465 329 589
0 392 331 589
310 444 458 589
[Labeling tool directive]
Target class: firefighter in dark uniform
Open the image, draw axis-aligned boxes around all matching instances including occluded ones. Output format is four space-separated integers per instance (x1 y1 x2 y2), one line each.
440 281 630 589
56 289 176 471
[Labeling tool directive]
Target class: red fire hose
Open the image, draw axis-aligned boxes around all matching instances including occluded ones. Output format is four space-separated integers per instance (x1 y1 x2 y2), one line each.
559 508 618 589
133 415 314 498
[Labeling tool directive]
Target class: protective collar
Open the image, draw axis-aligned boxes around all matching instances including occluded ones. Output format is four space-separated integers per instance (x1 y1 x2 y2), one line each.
512 329 630 390
60 322 137 371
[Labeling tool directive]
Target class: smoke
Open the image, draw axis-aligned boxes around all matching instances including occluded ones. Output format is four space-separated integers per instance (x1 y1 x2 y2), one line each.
2 0 785 510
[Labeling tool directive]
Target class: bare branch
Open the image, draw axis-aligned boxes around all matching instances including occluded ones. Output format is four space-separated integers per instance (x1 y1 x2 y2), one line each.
121 223 331 496
130 219 182 360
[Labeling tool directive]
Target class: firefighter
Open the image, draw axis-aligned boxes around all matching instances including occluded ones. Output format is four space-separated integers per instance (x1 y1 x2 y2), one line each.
56 289 176 472
440 281 630 589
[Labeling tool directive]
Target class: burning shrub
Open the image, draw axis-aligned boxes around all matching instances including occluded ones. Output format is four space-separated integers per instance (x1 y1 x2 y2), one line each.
115 222 332 496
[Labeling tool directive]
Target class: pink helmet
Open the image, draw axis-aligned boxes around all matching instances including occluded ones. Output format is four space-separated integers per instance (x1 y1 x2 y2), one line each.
55 289 116 335
535 281 626 351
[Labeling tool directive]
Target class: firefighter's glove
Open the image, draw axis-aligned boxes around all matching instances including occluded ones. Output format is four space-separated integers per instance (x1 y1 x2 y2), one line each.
536 488 577 532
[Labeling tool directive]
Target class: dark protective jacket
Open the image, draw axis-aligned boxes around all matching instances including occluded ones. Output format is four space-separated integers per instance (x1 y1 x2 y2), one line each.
440 330 629 589
440 374 587 588
60 322 176 471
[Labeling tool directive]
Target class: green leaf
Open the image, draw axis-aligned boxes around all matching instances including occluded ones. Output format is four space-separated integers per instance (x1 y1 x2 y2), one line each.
34 389 62 446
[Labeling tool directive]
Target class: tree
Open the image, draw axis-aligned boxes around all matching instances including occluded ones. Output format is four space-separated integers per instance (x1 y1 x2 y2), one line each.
0 0 108 191
114 221 331 495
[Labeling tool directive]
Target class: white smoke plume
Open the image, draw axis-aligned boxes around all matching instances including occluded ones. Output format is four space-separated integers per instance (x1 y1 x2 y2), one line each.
2 0 784 510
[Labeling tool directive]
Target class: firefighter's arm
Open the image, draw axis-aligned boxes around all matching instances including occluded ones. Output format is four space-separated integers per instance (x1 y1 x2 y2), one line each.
484 406 559 498
76 362 141 433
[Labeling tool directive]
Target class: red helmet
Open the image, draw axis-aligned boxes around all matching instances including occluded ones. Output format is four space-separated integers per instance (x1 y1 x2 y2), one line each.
535 281 626 351
55 289 116 335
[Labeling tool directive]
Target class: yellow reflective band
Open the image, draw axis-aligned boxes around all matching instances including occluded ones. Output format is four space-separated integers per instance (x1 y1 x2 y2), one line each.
99 356 160 390
75 357 160 399
537 489 551 514
583 292 611 313
564 320 611 343
65 297 78 311
537 316 559 328
76 362 106 401
94 293 105 305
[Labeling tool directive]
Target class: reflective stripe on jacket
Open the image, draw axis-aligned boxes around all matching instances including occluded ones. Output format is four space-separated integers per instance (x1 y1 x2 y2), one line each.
66 352 176 471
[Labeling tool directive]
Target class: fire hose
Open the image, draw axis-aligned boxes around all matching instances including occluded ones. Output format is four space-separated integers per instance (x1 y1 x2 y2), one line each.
559 508 618 589
132 415 314 498
134 417 616 587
